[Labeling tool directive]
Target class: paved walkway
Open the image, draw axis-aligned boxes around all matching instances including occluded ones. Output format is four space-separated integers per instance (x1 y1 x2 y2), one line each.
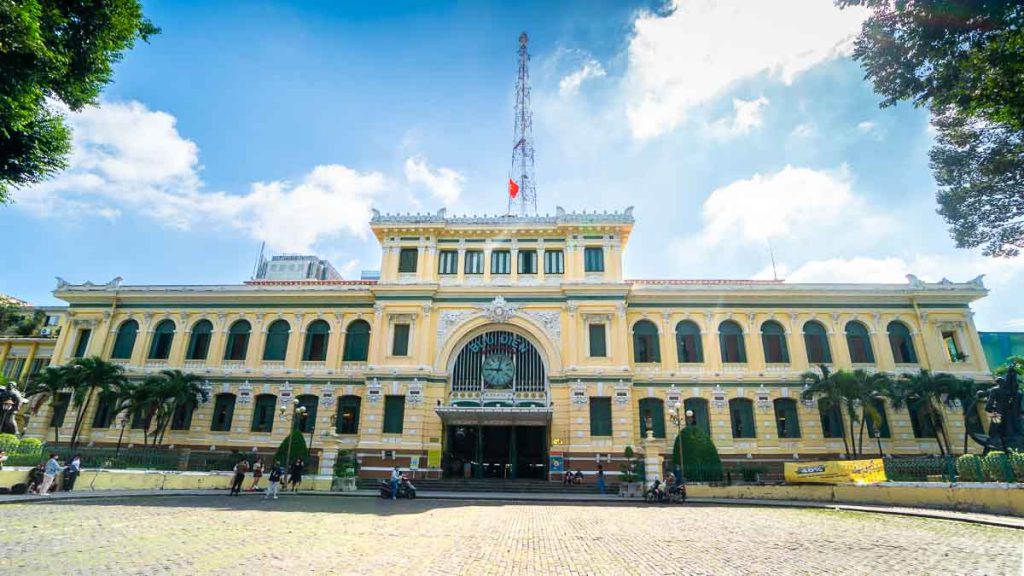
0 494 1018 574
2 488 1021 529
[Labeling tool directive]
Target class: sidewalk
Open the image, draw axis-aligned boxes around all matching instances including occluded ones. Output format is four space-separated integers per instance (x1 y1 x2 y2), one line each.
1 488 1021 530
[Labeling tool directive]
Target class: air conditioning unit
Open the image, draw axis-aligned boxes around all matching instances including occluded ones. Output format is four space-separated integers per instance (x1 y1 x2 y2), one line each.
39 327 52 336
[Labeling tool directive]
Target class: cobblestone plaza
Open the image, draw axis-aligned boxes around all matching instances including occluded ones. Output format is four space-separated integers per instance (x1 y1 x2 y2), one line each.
1 496 1019 574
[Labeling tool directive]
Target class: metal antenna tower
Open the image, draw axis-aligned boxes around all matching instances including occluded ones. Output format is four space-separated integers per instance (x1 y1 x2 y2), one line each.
509 31 537 216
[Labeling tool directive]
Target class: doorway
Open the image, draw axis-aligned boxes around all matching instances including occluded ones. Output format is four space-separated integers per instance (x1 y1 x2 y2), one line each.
444 425 548 480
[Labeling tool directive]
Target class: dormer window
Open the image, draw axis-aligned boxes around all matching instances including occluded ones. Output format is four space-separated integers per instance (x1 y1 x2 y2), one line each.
491 250 511 274
518 250 537 274
584 247 605 272
398 248 418 273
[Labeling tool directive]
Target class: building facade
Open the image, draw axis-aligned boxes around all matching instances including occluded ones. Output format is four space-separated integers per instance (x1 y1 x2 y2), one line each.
28 208 992 479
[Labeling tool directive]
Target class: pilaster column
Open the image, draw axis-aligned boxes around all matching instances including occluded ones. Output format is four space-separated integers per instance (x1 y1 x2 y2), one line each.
0 342 10 371
18 342 38 381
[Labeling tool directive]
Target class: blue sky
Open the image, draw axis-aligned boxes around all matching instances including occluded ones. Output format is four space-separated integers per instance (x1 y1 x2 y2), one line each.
5 0 1023 331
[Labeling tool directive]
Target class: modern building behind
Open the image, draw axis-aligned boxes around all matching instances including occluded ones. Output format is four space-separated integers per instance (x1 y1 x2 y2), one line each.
979 332 1024 371
0 295 66 383
255 254 342 281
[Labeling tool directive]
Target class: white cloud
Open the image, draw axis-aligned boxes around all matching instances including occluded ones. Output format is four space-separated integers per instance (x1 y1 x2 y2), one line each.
14 101 389 253
624 0 868 139
790 123 815 139
403 155 464 207
708 97 769 138
559 58 607 97
783 257 910 283
857 120 883 140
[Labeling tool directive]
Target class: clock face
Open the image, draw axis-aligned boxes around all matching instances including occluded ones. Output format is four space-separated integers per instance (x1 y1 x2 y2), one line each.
482 354 515 389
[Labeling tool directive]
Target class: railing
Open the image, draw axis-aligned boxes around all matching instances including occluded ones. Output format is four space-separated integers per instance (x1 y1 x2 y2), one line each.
5 445 238 472
221 360 245 370
261 361 285 371
763 363 793 375
183 359 206 370
341 362 367 373
144 360 168 371
301 361 327 372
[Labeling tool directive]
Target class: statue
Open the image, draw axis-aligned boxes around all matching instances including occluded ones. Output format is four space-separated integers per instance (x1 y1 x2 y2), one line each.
0 382 26 435
969 368 1024 454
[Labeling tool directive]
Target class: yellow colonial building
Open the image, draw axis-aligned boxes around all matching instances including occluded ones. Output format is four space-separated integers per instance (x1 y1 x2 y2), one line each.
27 207 992 479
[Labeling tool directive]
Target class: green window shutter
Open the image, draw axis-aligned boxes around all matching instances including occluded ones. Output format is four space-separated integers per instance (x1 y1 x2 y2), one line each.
730 399 755 438
398 248 419 273
343 321 371 361
148 320 176 360
719 321 746 363
263 320 290 361
544 250 564 274
761 321 789 363
392 324 410 356
91 392 117 429
887 321 918 363
845 322 875 363
303 320 330 361
632 320 661 363
683 398 710 435
50 393 72 428
187 321 213 360
589 397 612 436
73 329 92 358
818 400 844 438
464 250 483 274
584 247 604 272
491 250 511 274
588 323 607 357
803 321 832 364
251 395 277 432
773 399 801 439
225 321 252 361
383 396 405 434
438 250 458 274
111 321 138 359
675 321 703 363
638 398 665 438
518 250 537 274
210 394 236 432
171 401 196 431
295 395 318 433
337 396 361 434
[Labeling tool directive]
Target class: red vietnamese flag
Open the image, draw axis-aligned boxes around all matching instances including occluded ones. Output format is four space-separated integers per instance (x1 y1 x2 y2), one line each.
508 178 520 199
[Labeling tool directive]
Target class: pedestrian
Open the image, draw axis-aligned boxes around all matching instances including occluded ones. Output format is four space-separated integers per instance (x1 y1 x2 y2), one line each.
37 453 61 495
249 458 264 491
26 462 45 494
563 469 572 485
63 454 82 491
229 457 249 495
389 465 401 500
265 461 284 500
0 449 7 470
288 458 304 492
597 464 606 495
573 469 583 485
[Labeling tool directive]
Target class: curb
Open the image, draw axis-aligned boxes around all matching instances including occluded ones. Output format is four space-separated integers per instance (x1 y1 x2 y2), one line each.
2 489 1020 530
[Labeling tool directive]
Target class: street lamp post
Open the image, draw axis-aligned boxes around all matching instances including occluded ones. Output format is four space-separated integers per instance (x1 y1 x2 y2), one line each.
115 413 130 456
667 401 694 484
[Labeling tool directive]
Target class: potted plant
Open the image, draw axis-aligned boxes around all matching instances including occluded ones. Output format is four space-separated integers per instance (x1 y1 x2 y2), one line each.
331 450 359 491
618 446 645 498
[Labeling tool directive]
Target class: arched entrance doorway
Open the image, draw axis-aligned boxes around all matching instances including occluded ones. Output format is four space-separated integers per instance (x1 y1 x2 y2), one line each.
438 327 551 480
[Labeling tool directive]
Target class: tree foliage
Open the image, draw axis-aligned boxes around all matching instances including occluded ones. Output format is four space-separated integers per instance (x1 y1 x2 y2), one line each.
274 429 309 468
840 1 1024 256
0 0 158 202
673 425 723 482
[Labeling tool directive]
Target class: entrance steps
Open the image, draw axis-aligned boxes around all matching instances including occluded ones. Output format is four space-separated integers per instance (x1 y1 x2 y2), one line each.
358 478 605 494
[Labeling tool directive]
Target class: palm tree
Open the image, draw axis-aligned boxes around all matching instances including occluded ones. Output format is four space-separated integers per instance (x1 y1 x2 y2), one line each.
64 357 127 448
844 369 892 457
801 365 851 458
149 370 208 445
942 376 982 455
24 366 71 446
888 369 963 456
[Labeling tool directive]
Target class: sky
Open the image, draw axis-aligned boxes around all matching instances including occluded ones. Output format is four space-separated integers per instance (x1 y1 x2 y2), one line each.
4 0 1023 331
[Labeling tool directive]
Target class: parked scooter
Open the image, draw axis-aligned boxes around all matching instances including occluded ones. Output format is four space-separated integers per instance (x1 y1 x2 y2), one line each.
644 479 686 504
378 476 417 499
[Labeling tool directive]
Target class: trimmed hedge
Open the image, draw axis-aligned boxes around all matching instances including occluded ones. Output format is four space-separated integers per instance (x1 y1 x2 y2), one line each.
274 430 309 469
673 426 724 482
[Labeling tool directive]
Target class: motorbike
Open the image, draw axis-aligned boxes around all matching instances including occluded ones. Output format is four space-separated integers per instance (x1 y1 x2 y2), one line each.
378 478 417 499
644 479 686 504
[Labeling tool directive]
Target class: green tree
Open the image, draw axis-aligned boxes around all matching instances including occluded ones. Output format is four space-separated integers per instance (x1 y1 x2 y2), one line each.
274 429 309 471
64 357 127 448
839 1 1024 256
0 0 159 202
801 367 851 457
147 370 208 445
887 369 965 456
24 365 70 445
672 426 723 482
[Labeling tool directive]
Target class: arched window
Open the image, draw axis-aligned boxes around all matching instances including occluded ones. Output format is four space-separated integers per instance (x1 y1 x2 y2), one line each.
295 394 319 433
170 400 197 431
251 394 277 432
632 320 661 363
210 393 236 432
818 399 844 438
729 398 756 438
675 321 703 363
845 321 875 363
263 319 290 361
148 319 176 360
719 320 747 363
683 397 710 435
638 398 665 438
343 320 371 362
773 398 801 438
887 320 918 364
303 320 331 361
224 320 252 361
336 395 361 434
803 321 832 364
111 320 139 360
761 320 790 363
186 320 213 360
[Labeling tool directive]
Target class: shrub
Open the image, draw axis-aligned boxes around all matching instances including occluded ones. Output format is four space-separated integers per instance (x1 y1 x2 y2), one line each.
18 436 42 455
673 426 723 482
619 446 644 483
982 451 1014 482
333 450 358 478
0 433 19 452
274 430 309 469
956 454 983 481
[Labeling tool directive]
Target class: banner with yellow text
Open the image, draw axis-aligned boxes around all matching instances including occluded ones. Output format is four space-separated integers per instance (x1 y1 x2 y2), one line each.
784 459 887 485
